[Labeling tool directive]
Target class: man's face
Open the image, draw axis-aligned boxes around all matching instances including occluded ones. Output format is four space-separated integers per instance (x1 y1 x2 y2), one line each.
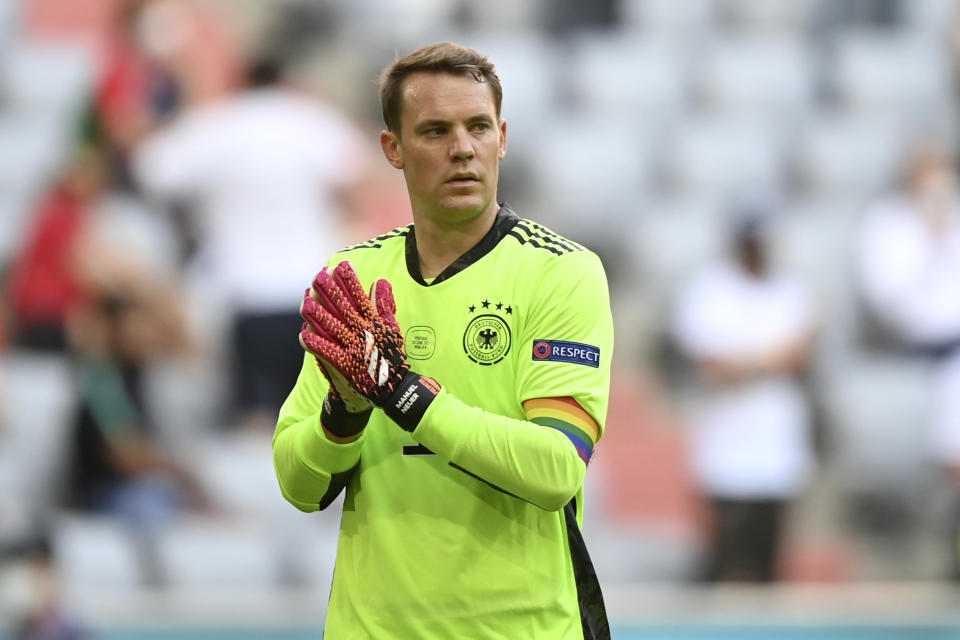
380 71 507 225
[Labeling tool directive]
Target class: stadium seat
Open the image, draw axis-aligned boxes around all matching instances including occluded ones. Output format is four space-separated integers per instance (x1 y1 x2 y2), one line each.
527 113 658 222
189 431 342 587
714 0 818 33
823 356 933 495
632 195 726 299
1 40 93 121
775 198 865 358
901 0 958 34
620 0 716 36
0 113 70 195
191 431 300 519
777 197 864 282
0 0 18 62
830 30 952 120
337 0 458 44
568 32 689 125
53 514 145 590
0 352 77 515
457 0 545 31
697 36 816 122
0 187 37 266
791 112 906 199
155 517 279 588
665 113 785 199
586 524 701 582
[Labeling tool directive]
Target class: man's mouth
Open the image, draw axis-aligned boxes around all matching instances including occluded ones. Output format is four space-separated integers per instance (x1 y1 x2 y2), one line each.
446 174 479 185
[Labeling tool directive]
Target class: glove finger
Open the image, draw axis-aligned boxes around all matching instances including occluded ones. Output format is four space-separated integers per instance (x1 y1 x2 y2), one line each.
299 325 349 367
319 360 372 412
370 279 401 334
301 294 350 343
307 348 339 396
332 261 379 321
311 267 354 323
306 347 367 412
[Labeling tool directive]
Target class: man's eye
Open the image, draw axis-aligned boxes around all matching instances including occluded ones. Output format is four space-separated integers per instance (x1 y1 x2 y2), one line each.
425 127 445 136
471 123 490 132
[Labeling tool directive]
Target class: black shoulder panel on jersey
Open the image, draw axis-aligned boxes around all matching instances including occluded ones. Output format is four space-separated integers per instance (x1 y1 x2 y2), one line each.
339 225 413 253
509 220 586 255
405 205 521 286
565 497 611 640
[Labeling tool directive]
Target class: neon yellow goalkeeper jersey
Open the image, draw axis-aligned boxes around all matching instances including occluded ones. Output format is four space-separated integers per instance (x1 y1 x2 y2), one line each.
274 206 614 639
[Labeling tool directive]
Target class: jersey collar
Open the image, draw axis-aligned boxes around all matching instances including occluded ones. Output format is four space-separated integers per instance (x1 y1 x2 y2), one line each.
405 205 520 286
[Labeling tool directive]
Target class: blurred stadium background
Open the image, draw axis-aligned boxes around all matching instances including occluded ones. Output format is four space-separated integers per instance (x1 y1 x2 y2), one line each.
3 0 960 638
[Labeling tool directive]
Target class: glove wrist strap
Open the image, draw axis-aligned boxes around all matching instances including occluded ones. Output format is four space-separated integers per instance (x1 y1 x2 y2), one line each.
321 392 372 438
382 370 440 432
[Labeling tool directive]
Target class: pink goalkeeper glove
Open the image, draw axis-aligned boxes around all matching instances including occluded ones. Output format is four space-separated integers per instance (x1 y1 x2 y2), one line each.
300 262 439 431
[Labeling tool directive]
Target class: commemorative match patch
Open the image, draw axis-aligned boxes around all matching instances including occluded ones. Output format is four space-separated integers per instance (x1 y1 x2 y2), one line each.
532 340 600 368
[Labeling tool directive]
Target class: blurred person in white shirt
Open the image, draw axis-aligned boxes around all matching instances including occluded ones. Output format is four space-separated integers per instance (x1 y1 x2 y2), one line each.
132 55 372 429
672 201 817 582
859 144 960 578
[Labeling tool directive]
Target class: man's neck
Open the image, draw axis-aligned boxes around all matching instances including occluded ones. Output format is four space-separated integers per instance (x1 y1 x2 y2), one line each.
414 205 499 280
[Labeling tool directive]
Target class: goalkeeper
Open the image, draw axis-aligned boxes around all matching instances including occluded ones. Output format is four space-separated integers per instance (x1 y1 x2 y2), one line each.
273 42 614 640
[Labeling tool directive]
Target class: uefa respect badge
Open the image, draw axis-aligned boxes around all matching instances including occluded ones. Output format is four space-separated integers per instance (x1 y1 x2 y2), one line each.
532 340 600 368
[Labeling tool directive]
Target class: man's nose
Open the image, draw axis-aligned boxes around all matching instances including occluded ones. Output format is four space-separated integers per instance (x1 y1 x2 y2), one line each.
449 127 475 160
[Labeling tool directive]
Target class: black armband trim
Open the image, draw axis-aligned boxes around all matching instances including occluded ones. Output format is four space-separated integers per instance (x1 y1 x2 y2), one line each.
320 392 372 438
382 371 440 432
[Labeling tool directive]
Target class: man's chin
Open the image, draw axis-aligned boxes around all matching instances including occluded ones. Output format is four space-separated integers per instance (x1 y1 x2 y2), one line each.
435 196 490 218
417 201 493 229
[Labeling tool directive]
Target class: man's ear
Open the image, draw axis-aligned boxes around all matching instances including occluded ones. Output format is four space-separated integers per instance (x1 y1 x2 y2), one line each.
380 130 403 169
498 119 507 160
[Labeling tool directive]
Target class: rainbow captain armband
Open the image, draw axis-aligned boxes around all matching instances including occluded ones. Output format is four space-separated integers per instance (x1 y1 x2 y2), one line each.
523 397 599 465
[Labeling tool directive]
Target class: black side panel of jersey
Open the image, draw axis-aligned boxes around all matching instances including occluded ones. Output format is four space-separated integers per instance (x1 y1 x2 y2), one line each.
318 464 358 510
564 498 610 640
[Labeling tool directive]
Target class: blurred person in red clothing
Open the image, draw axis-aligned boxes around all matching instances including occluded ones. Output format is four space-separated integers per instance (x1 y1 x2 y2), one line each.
86 0 239 187
4 146 107 352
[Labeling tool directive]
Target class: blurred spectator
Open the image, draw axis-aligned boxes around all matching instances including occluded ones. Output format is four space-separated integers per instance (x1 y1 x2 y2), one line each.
61 258 206 583
85 0 240 188
86 0 184 187
4 146 107 353
859 145 960 354
63 286 201 515
131 54 372 429
671 201 817 582
858 144 960 578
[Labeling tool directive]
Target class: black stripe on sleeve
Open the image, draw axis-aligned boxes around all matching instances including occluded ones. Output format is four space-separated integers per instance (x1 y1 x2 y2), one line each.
525 236 564 255
448 462 525 500
340 227 412 252
509 221 585 255
564 498 610 640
